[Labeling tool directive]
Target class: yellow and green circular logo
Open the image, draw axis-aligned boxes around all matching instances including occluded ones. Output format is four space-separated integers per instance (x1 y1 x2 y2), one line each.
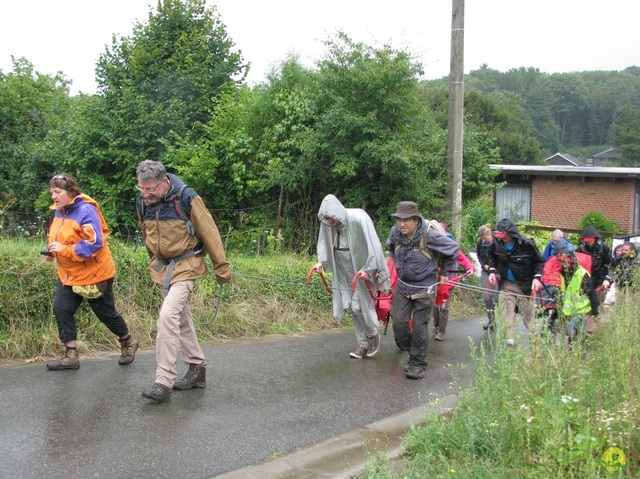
601 447 627 474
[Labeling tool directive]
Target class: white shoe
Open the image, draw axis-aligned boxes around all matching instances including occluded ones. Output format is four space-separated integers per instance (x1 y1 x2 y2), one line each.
506 339 516 347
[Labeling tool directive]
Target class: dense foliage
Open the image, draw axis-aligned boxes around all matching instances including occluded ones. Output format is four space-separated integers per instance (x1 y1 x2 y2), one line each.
0 58 73 212
457 65 640 159
1 0 639 253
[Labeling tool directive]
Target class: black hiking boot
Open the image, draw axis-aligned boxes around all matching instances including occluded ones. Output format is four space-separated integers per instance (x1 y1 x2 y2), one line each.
173 363 206 390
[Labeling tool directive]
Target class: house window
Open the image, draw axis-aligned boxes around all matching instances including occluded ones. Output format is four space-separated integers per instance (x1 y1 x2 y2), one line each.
496 185 531 223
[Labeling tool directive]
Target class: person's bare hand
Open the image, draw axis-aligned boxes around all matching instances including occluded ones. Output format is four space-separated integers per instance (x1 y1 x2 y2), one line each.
48 242 64 254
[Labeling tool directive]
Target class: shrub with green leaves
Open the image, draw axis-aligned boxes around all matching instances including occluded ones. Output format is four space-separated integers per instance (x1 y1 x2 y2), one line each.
578 211 620 237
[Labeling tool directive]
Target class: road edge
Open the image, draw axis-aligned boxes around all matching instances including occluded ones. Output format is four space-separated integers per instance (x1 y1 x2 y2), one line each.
212 393 460 479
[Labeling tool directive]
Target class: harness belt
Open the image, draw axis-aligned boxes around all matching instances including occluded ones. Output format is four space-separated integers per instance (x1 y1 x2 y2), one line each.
154 248 204 295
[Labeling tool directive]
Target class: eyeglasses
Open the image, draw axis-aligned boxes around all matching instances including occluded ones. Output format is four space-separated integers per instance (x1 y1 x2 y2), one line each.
136 181 163 194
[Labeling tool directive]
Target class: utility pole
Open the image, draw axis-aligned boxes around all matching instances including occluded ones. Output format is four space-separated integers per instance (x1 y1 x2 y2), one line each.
447 0 464 240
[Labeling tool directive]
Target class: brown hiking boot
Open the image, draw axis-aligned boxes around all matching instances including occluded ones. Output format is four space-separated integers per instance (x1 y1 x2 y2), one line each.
142 383 172 403
46 348 80 370
173 363 206 390
119 337 139 365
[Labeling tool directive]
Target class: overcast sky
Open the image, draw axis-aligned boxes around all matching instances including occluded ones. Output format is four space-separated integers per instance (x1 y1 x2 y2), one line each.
1 0 638 96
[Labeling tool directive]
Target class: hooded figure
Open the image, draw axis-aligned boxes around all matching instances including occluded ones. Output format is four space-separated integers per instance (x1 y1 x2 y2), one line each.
488 218 544 346
316 194 390 359
577 226 612 290
489 218 545 295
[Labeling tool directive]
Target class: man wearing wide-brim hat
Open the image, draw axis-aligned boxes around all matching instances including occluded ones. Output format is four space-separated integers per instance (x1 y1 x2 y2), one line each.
386 201 459 379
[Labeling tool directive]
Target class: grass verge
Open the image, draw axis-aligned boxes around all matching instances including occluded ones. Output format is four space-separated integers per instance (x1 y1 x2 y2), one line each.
0 238 342 360
356 291 640 478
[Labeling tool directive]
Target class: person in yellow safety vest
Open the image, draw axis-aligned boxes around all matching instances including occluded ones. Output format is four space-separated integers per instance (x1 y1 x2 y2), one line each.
556 247 600 344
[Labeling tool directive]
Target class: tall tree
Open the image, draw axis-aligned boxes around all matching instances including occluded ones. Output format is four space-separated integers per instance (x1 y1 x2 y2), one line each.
306 32 446 224
79 0 246 224
0 58 72 212
613 105 640 165
547 73 589 148
425 86 542 165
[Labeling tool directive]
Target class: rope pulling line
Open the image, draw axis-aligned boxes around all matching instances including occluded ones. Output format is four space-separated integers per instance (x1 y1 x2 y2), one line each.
233 272 541 301
198 271 572 325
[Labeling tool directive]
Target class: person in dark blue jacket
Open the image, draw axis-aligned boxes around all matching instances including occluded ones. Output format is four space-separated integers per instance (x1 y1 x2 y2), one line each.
386 201 459 380
488 218 544 347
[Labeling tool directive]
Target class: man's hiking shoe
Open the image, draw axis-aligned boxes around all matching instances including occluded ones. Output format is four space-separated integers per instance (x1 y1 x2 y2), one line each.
366 332 380 357
142 383 172 403
434 333 445 341
118 337 139 365
46 349 80 371
482 320 494 330
349 346 368 359
405 365 427 380
173 363 206 390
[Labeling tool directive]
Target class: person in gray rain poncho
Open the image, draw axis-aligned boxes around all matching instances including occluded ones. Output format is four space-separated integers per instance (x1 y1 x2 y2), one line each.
314 194 390 359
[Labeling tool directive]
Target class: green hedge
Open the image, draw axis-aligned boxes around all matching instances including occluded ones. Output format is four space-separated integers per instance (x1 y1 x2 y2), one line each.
0 238 336 359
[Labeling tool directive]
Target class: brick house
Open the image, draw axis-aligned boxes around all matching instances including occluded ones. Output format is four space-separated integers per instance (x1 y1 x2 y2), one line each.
490 164 640 234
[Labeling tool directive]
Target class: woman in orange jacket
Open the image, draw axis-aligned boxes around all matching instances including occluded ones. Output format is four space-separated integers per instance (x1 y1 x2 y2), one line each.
44 173 138 370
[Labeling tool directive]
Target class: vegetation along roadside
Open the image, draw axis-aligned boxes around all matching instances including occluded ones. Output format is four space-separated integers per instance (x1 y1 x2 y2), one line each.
0 237 481 361
357 289 640 478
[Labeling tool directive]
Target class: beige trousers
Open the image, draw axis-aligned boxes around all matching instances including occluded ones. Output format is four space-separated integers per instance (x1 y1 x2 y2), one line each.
155 280 206 388
501 280 535 341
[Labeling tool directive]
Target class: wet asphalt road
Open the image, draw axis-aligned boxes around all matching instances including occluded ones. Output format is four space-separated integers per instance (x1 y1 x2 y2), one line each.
0 315 489 479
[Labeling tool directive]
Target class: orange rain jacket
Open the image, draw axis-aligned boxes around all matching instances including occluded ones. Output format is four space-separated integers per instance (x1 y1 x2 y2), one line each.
48 194 116 286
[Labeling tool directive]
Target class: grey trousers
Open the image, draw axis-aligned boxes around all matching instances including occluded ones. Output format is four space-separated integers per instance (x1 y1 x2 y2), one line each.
350 294 379 348
391 292 433 369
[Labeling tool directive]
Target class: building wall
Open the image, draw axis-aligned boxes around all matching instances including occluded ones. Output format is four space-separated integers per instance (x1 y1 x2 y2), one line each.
531 178 636 233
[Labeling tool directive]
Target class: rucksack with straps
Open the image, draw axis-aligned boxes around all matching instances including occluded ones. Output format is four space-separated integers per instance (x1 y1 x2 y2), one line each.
395 219 446 264
137 183 195 236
